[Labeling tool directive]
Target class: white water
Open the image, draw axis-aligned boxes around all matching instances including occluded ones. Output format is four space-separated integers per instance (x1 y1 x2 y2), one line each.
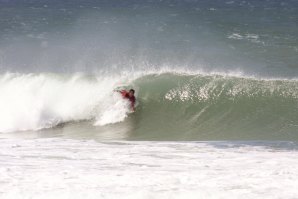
0 139 298 199
94 95 130 126
0 73 132 133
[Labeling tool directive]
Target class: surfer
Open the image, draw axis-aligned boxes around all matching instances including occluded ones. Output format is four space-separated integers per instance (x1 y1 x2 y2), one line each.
117 89 136 112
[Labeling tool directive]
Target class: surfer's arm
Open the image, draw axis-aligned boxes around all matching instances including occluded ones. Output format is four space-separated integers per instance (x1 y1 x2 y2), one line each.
114 90 126 94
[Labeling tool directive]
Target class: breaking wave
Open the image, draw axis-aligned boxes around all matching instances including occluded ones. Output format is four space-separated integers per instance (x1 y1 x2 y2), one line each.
1 71 298 140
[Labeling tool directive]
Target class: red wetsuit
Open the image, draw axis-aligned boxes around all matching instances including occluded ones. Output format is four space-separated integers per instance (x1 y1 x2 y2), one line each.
120 90 136 110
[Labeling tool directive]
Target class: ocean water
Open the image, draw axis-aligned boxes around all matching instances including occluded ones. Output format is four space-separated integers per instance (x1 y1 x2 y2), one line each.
0 0 298 198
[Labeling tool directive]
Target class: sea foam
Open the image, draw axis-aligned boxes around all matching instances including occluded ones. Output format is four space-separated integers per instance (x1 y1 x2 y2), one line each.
0 73 131 133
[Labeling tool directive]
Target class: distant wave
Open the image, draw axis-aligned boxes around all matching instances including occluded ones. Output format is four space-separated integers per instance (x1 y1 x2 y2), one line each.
227 33 264 44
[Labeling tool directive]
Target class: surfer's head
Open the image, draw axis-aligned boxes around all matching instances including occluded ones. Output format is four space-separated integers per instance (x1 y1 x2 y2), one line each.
129 89 135 97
